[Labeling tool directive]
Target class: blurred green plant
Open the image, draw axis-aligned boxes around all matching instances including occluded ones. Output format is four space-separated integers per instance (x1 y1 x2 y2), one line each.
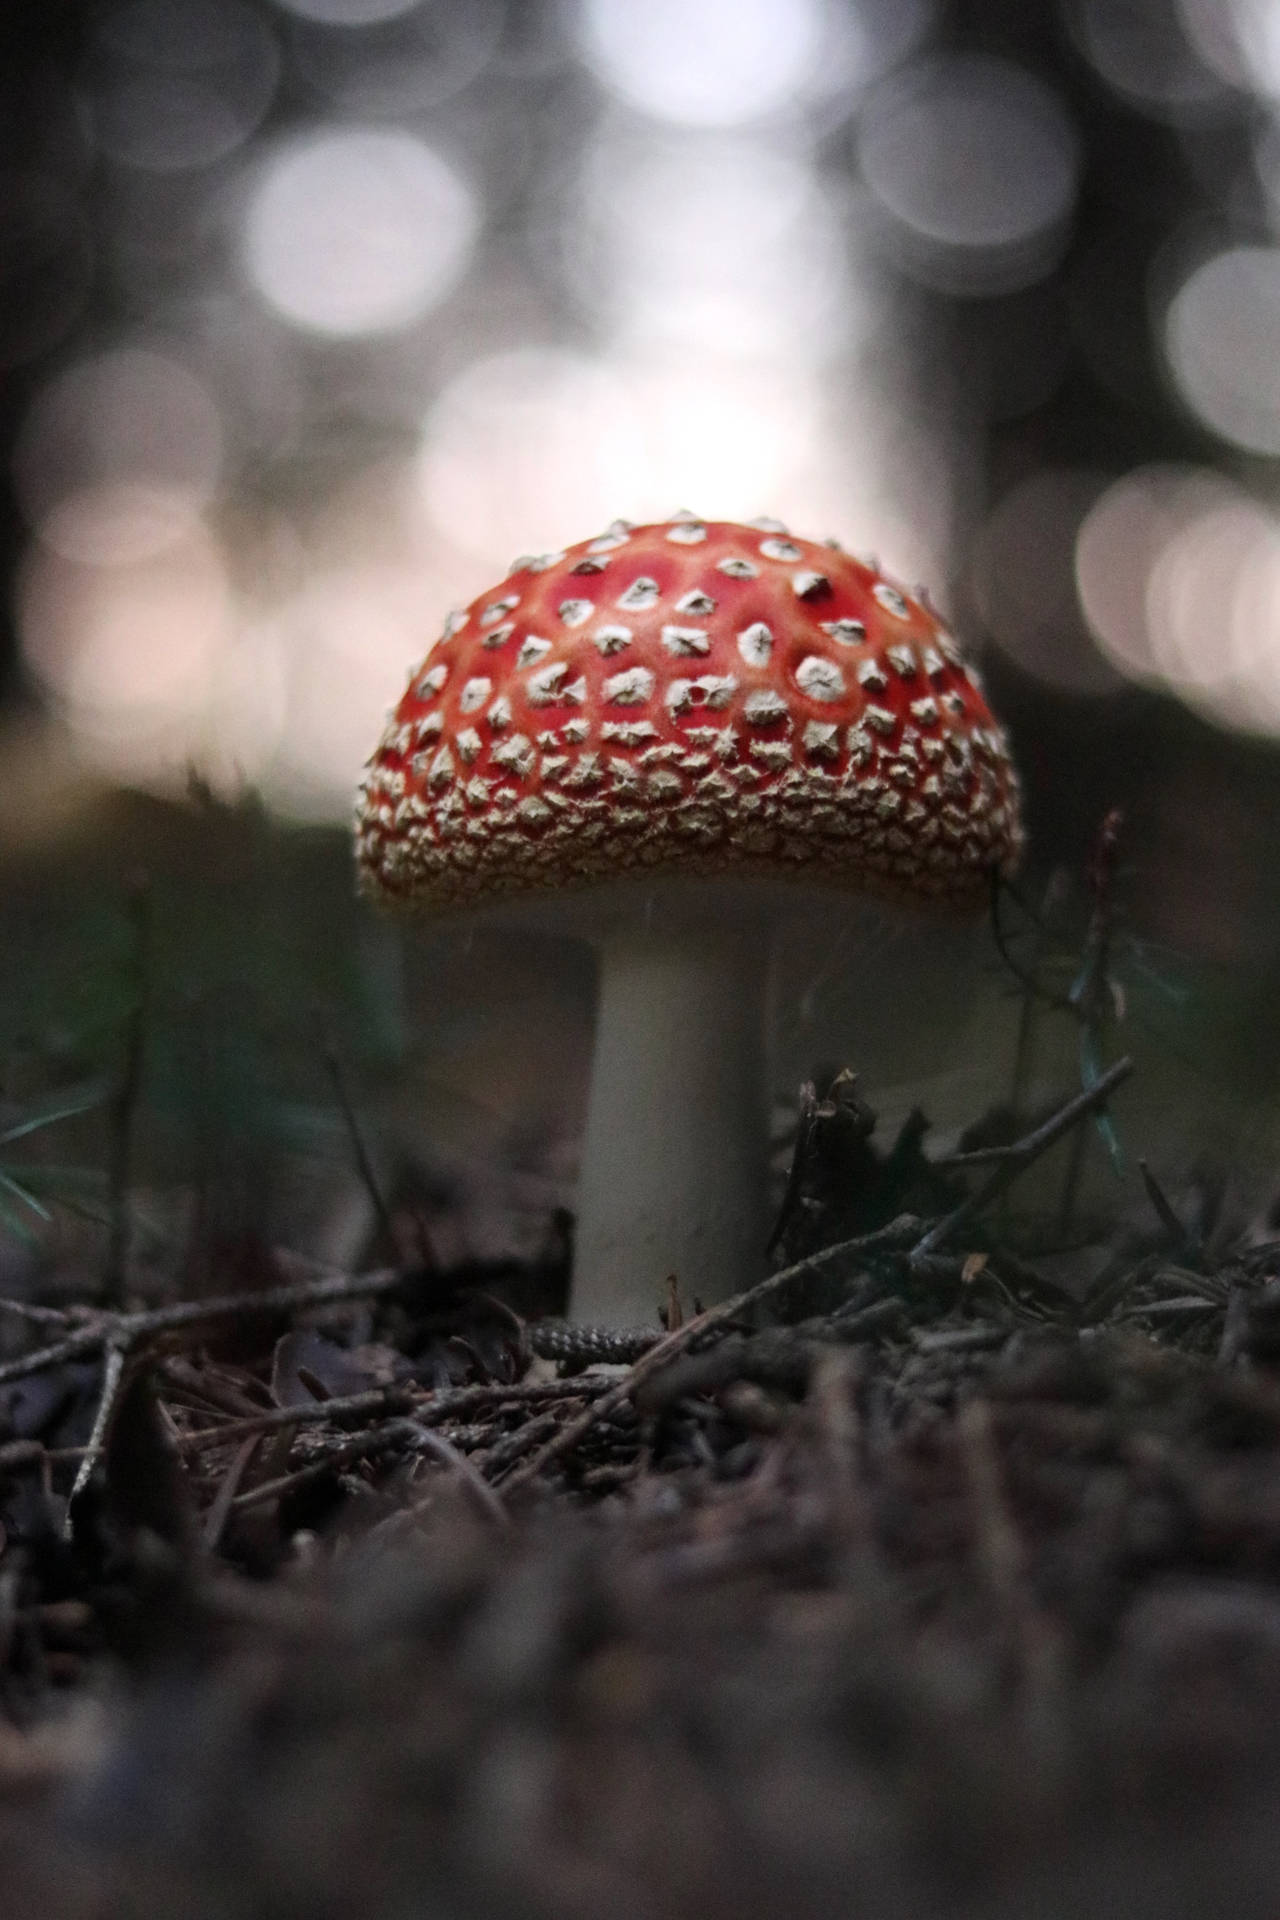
0 1085 108 1244
985 803 1280 1238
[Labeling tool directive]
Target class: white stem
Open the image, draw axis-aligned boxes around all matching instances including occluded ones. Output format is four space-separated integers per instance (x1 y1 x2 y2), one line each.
570 925 772 1327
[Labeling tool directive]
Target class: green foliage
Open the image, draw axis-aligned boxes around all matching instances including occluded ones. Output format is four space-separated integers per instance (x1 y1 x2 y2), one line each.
0 1086 108 1243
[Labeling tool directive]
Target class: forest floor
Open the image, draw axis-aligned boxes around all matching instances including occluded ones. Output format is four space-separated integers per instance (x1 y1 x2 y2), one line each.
0 1052 1279 1919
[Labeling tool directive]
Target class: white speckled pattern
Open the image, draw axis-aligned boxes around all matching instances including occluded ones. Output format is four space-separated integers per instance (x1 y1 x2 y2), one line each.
356 517 1023 910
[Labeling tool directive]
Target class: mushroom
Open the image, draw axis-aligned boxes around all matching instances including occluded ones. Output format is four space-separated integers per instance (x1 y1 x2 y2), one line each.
356 515 1023 1326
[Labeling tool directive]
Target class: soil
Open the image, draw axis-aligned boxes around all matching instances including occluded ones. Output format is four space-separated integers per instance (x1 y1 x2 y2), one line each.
0 1064 1279 1920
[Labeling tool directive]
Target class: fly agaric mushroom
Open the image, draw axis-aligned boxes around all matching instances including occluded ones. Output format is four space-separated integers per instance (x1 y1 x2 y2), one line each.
356 515 1022 1326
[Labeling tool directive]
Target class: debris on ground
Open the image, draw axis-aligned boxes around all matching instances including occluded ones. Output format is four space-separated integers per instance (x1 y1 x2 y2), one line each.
0 1053 1279 1915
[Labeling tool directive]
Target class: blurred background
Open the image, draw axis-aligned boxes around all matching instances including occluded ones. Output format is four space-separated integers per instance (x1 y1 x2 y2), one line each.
1 0 1279 1287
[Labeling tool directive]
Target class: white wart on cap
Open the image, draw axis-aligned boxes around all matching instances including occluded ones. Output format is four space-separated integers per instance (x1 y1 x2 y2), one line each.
356 515 1025 1329
356 516 1023 909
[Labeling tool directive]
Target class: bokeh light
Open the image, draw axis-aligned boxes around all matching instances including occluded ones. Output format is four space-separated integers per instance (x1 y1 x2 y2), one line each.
575 0 830 127
417 346 854 571
18 530 238 778
251 564 458 817
14 347 224 565
414 338 955 617
417 348 794 563
1075 465 1212 684
288 0 506 116
1255 118 1280 225
1146 489 1280 730
86 0 280 174
1067 0 1231 125
857 53 1081 295
1163 245 1280 454
272 0 421 22
1178 0 1280 98
3 0 1279 852
567 133 857 362
242 128 480 337
825 0 937 99
156 293 305 463
1076 465 1280 734
971 468 1126 694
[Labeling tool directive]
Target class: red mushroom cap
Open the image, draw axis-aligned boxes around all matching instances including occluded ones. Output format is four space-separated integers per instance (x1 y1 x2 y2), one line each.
356 514 1023 908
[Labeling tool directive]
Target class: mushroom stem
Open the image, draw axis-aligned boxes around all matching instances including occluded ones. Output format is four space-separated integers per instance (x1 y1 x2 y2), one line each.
570 923 773 1327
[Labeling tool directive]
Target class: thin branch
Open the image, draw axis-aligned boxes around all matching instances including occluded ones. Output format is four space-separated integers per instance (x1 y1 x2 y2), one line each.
910 1056 1134 1263
1138 1158 1195 1254
64 1340 131 1533
765 1079 818 1261
0 1298 77 1327
988 871 1074 1015
494 1214 924 1499
203 1436 261 1550
226 1419 421 1513
172 1374 613 1455
316 1008 396 1258
0 1263 403 1389
405 1423 510 1528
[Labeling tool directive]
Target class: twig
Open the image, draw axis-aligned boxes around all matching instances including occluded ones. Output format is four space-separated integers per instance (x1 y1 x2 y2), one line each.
1058 809 1127 1229
1138 1159 1195 1253
316 1009 396 1258
405 1424 509 1528
1055 1120 1091 1242
0 1300 77 1328
993 870 1072 1239
766 1079 818 1261
203 1436 261 1550
1126 1298 1216 1322
0 1264 403 1389
989 872 1074 1016
1007 870 1071 1114
367 1432 514 1543
494 1215 924 1498
227 1419 421 1513
172 1375 612 1454
910 1057 1134 1264
222 1409 523 1521
1219 1284 1250 1368
912 1323 1006 1355
938 1143 1037 1171
157 1355 274 1422
64 1340 131 1534
476 1410 563 1478
178 1382 418 1450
